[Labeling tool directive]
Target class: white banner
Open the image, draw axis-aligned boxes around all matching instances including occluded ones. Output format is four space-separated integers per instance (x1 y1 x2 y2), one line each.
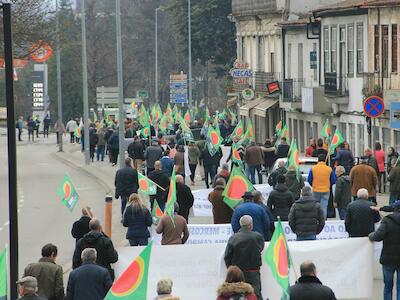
115 238 373 300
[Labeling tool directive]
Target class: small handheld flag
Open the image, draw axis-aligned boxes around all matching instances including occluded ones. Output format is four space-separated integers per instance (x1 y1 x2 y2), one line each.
223 165 254 209
138 173 157 196
57 174 80 212
165 168 177 224
152 201 164 225
329 128 344 154
321 120 331 138
206 125 223 156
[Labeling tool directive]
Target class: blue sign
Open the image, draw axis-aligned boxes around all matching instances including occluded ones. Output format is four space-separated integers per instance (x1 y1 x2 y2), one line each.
170 73 188 104
363 96 384 118
390 102 400 129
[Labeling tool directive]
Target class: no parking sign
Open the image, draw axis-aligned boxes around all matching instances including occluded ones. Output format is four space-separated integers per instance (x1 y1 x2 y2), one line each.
363 96 385 118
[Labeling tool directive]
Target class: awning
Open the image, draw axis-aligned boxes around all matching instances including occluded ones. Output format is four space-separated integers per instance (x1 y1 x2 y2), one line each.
239 97 264 117
227 96 238 108
252 98 278 117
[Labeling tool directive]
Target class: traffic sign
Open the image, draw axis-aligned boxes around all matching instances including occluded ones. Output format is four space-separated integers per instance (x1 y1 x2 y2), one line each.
363 96 385 118
390 102 400 128
170 72 188 104
136 90 149 99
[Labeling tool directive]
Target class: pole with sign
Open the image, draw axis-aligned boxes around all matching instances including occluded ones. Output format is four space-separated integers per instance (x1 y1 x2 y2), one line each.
363 96 385 149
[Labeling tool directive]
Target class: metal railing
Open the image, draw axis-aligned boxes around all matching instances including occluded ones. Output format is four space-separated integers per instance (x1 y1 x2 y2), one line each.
255 71 280 93
324 72 349 97
282 78 304 102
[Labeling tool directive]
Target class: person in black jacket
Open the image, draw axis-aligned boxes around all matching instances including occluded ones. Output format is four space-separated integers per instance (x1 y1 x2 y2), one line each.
72 219 118 280
148 161 169 211
369 200 400 300
67 248 112 300
290 261 337 300
107 130 119 166
267 175 294 221
200 146 222 188
89 126 98 162
114 157 139 216
123 194 152 246
127 136 145 171
71 207 92 243
334 143 354 174
275 137 290 158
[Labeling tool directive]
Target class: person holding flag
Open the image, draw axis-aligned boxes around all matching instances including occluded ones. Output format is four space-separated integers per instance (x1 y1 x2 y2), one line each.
155 202 189 245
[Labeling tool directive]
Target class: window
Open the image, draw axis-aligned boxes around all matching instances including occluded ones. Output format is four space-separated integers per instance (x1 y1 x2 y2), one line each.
299 120 305 151
349 124 355 154
331 26 337 72
324 26 329 72
392 25 398 73
313 43 318 81
298 43 303 79
357 23 364 73
358 124 364 156
258 36 264 71
287 43 292 78
270 52 275 73
347 24 354 75
340 123 347 140
241 36 246 62
382 25 389 77
374 25 379 72
383 128 390 152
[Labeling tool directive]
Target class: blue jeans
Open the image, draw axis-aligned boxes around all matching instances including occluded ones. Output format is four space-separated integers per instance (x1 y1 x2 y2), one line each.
97 145 105 161
296 234 317 241
246 165 262 184
313 192 330 219
390 193 400 205
383 265 400 300
337 208 347 220
129 238 148 246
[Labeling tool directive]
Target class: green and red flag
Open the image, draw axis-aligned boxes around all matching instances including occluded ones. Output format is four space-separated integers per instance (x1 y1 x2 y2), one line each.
165 103 172 116
231 143 244 169
229 110 236 126
184 110 191 124
178 115 194 142
206 125 223 156
138 173 157 196
93 111 98 123
74 126 81 138
204 107 210 124
165 168 177 224
229 120 244 141
152 201 164 225
223 165 254 209
263 219 291 299
57 174 80 212
159 115 168 133
321 120 331 138
287 139 300 172
329 128 344 154
275 120 283 135
0 247 7 300
140 125 151 138
105 241 153 300
240 120 255 146
280 124 289 139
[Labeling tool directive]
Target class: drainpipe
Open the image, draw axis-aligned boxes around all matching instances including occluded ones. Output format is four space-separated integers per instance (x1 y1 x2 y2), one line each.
281 27 286 122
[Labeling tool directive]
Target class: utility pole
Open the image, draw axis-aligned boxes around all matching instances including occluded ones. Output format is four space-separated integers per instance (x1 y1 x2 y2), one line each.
188 0 192 108
81 0 90 165
116 0 125 168
56 0 63 152
155 7 160 104
3 3 18 299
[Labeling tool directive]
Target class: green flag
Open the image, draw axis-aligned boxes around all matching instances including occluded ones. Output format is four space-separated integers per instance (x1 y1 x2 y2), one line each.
320 120 331 138
206 125 223 156
223 165 254 209
165 168 177 224
138 173 157 196
0 247 7 300
140 125 151 138
105 241 153 300
57 174 80 212
152 201 164 225
329 128 344 154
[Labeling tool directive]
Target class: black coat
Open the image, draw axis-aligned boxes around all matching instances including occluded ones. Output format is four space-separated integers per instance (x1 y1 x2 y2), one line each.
288 196 325 237
123 205 152 239
72 231 118 279
114 166 139 198
345 199 381 237
334 149 354 174
369 212 400 266
127 141 145 160
148 169 169 203
71 216 91 243
290 275 337 300
267 184 294 221
163 182 194 222
201 147 222 167
276 143 289 158
66 263 112 300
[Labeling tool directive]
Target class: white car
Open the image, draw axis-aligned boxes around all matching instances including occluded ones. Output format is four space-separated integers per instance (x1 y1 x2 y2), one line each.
270 156 318 181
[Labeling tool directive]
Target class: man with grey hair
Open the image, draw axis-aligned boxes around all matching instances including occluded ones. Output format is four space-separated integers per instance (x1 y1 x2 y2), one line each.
155 279 179 299
72 218 118 280
268 159 287 187
17 276 46 300
225 215 265 300
345 188 380 237
66 248 112 300
289 186 325 241
334 165 351 220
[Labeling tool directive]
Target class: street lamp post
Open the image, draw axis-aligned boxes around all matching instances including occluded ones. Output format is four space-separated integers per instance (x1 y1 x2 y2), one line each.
155 7 160 104
56 0 63 152
188 0 192 108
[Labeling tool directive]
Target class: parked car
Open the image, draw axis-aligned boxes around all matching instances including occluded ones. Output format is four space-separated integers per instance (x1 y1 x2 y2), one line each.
269 156 318 182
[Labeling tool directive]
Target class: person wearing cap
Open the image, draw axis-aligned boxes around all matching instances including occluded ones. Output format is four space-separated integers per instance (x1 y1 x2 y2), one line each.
23 244 64 300
231 192 272 241
369 200 400 300
225 215 265 300
17 276 46 300
349 157 378 203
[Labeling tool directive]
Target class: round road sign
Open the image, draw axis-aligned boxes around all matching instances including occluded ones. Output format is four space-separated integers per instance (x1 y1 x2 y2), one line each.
363 96 385 118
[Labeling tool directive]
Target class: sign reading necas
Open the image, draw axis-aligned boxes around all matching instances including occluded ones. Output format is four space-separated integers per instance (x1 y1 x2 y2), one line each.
230 61 252 85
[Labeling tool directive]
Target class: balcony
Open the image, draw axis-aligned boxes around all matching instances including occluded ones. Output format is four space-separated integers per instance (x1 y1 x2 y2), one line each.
324 72 349 104
283 78 304 102
232 0 278 16
255 71 280 93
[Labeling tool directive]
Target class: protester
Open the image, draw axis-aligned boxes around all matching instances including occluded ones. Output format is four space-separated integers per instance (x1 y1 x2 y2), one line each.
145 141 163 175
369 201 400 300
107 129 119 166
285 165 304 200
276 137 290 158
208 178 232 224
174 145 185 177
156 202 189 245
66 118 78 144
23 244 64 300
288 186 325 241
95 125 106 161
268 160 287 188
253 191 275 234
16 116 24 141
127 136 145 171
374 142 386 193
225 215 264 300
161 149 174 177
54 119 65 145
334 143 354 174
305 139 316 157
345 188 380 237
89 126 98 162
34 115 40 138
71 207 92 243
349 156 378 203
27 117 36 142
72 218 118 280
17 276 46 300
308 154 335 218
114 157 139 217
123 193 152 246
312 138 328 158
244 141 264 184
213 163 231 186
66 248 112 300
387 146 398 175
188 142 201 185
231 192 272 241
216 265 257 300
364 148 379 176
263 139 277 172
387 160 400 205
333 166 351 220
289 261 337 300
201 146 222 189
154 279 180 300
43 114 51 138
267 175 294 221
148 161 170 211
